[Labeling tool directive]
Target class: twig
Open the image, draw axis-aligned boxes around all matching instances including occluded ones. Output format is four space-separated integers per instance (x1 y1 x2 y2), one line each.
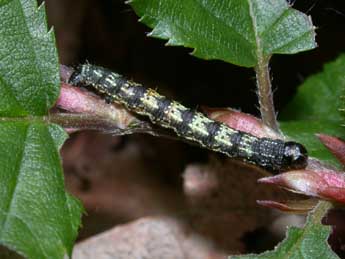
255 56 280 133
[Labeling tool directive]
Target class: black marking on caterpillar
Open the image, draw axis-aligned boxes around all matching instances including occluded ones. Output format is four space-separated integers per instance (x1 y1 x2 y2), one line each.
69 64 308 172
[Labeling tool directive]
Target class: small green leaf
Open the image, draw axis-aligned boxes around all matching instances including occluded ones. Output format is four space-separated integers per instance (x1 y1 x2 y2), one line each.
0 0 82 258
231 202 338 259
280 55 345 167
129 0 316 67
281 54 345 122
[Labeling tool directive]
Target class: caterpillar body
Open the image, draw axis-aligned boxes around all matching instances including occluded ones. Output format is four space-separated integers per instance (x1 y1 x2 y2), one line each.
69 64 308 172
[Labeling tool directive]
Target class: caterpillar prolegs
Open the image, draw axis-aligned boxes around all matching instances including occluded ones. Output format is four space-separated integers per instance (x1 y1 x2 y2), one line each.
69 64 308 172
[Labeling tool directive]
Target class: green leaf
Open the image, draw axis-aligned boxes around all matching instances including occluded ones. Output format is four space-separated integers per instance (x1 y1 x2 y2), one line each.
129 0 316 67
231 202 338 259
0 0 60 116
281 54 345 122
0 0 82 258
280 55 345 168
0 122 82 259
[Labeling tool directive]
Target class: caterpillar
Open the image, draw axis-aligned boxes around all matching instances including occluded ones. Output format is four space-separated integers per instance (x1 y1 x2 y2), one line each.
68 64 308 172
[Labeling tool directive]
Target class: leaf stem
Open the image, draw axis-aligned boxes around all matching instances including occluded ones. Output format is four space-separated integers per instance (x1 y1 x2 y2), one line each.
310 201 333 225
48 113 128 132
255 56 280 133
48 112 163 136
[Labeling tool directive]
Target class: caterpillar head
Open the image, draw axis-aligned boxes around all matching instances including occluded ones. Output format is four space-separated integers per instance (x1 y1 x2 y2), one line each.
282 142 308 170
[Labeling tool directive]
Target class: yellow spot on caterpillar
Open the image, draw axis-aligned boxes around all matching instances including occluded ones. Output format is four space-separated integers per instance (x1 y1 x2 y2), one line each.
93 70 103 77
120 87 134 96
167 102 186 123
140 93 159 110
214 126 233 147
106 77 116 85
189 114 209 136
